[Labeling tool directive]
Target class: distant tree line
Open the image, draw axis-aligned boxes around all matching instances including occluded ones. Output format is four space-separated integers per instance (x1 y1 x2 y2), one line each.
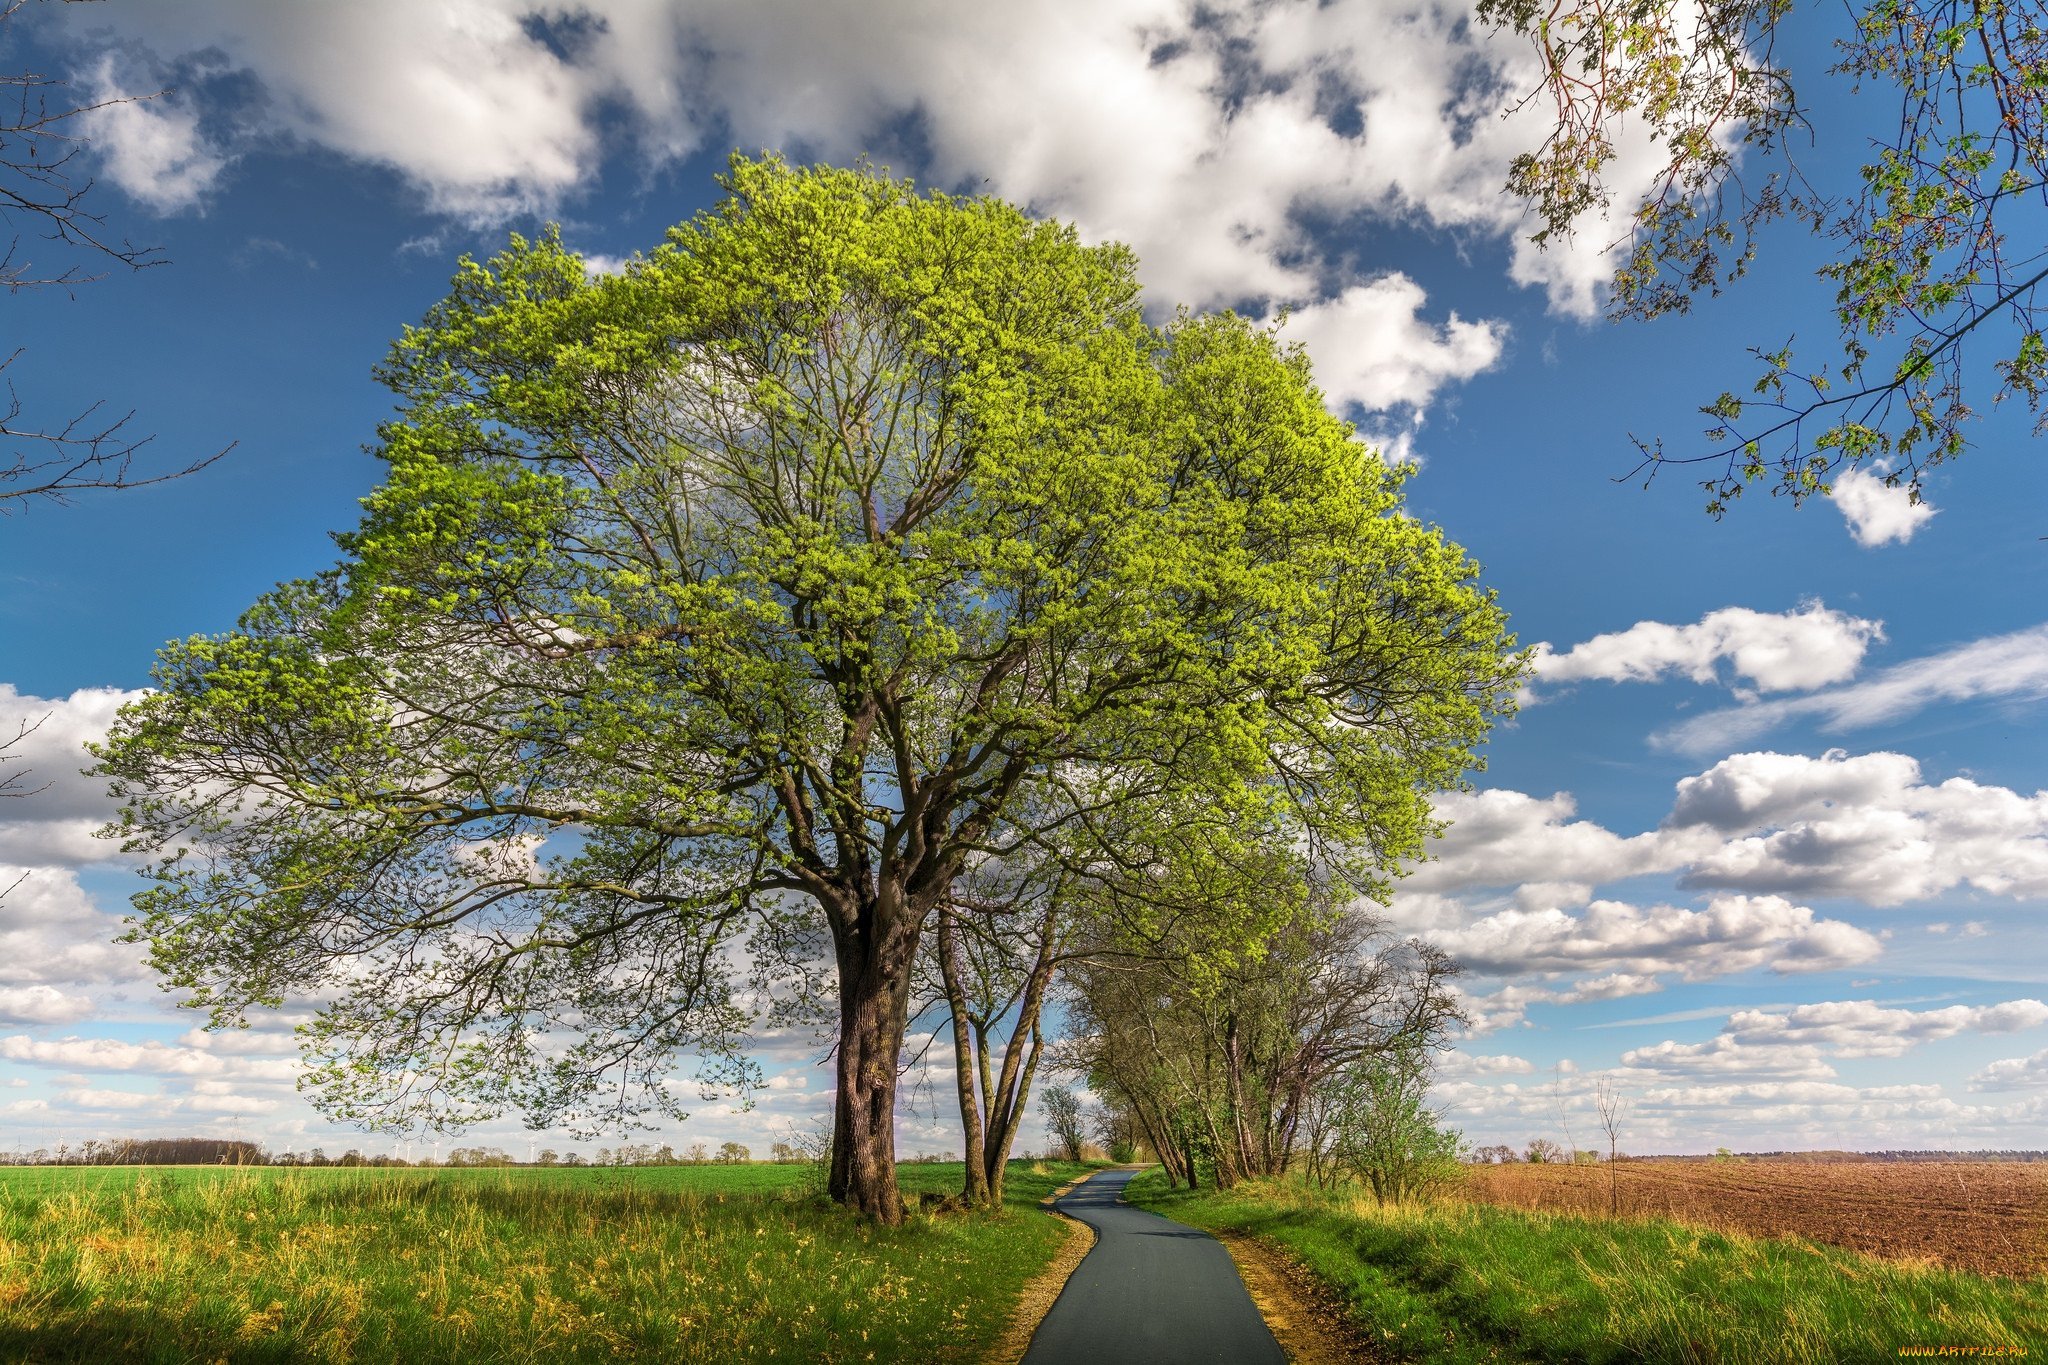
3 1137 264 1166
0 1137 811 1167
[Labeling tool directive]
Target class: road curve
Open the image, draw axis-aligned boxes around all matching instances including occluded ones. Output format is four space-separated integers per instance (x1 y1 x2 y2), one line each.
1020 1167 1286 1365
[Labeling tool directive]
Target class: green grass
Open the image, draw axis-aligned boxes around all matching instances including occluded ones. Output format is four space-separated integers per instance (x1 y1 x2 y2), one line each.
1126 1170 2048 1364
0 1159 1096 1363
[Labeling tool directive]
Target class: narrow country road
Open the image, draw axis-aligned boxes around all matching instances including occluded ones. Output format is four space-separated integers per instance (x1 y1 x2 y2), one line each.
1020 1167 1287 1365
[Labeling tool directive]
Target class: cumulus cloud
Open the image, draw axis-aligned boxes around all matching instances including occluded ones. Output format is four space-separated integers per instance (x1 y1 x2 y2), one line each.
1655 625 2048 755
0 985 96 1025
1402 1069 2023 1150
0 868 147 985
1529 601 1883 698
1415 749 2048 913
1971 1049 2048 1090
1431 894 1882 981
0 1033 300 1081
1720 998 2048 1058
1832 464 1937 548
76 55 231 213
0 683 146 867
1671 750 2048 906
1620 1035 1838 1079
1457 973 1670 1035
51 0 1718 432
1621 998 2048 1079
1441 1052 1535 1076
1274 277 1507 412
1402 788 1689 896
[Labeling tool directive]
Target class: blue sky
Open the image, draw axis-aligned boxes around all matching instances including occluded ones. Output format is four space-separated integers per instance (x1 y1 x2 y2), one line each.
3 0 2048 1161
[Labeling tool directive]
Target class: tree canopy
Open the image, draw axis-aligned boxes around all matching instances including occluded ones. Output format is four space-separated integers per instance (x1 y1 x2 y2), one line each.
97 156 1520 1221
1485 0 2048 513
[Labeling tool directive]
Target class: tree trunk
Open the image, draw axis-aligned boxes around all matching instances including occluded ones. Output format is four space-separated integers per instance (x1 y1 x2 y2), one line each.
933 896 1060 1208
982 1018 1044 1204
935 904 992 1208
977 901 1058 1204
829 898 920 1225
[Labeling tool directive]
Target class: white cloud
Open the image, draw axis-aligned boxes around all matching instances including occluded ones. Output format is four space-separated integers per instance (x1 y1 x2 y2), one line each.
1411 751 2048 918
1442 1052 1535 1076
1401 788 1689 896
1620 1035 1838 1079
1656 625 2048 754
0 683 147 867
0 1034 299 1081
0 985 96 1025
77 56 231 213
57 1086 161 1112
1431 894 1882 981
1274 277 1507 412
1971 1049 2048 1090
0 868 146 985
1670 750 2048 906
1458 973 1675 1036
54 0 1721 430
1620 998 2048 1080
1718 998 2048 1058
1530 601 1883 698
1833 464 1937 548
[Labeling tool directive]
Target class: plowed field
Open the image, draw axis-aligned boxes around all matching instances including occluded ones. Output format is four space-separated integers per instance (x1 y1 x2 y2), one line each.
1461 1159 2048 1278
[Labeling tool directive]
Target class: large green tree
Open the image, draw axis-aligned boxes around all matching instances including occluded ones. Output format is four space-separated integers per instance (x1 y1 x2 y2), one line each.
1485 0 2048 512
97 157 1518 1222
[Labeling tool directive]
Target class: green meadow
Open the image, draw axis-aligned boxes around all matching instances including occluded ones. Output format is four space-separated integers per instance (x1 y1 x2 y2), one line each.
1128 1171 2048 1364
0 1160 1095 1363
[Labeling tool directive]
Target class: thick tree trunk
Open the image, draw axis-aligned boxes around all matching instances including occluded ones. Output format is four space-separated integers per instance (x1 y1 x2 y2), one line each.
829 901 920 1225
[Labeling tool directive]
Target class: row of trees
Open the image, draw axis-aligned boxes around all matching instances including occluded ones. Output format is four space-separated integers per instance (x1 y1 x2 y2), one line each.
1060 896 1465 1195
2 1136 262 1166
1 1138 795 1167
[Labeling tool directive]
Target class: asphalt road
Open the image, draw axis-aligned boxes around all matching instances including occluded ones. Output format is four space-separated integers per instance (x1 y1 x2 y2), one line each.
1020 1167 1287 1365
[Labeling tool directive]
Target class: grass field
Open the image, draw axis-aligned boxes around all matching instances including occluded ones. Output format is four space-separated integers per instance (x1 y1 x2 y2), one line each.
0 1159 1096 1363
1127 1170 2048 1364
1461 1158 2048 1279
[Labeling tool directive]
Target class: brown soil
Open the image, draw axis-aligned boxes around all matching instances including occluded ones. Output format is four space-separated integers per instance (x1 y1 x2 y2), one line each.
1460 1158 2048 1279
986 1172 1100 1365
1214 1227 1392 1364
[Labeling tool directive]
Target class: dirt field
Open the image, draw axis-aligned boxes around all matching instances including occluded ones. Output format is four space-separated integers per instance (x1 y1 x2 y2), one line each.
1459 1159 2048 1279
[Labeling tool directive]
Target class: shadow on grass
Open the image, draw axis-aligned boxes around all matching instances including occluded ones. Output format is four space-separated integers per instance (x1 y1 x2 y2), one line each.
0 1312 300 1365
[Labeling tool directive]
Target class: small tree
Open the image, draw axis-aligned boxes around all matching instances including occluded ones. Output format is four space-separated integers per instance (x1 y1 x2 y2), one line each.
716 1141 750 1164
1593 1076 1628 1216
1041 1085 1086 1163
1329 1046 1462 1206
1524 1138 1564 1165
1090 1104 1140 1164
